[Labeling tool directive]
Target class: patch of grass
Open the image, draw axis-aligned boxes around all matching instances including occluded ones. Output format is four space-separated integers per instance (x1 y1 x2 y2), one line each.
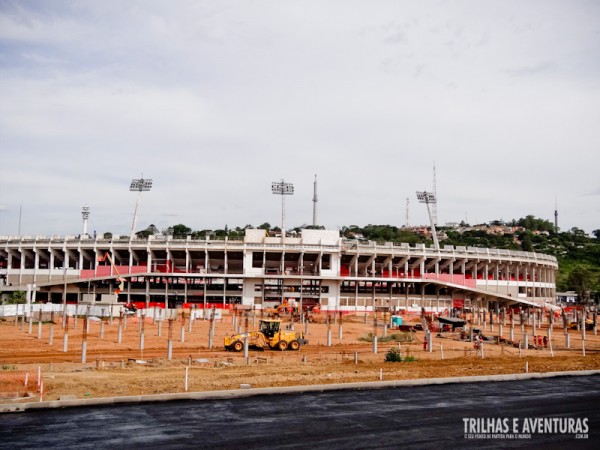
384 348 416 363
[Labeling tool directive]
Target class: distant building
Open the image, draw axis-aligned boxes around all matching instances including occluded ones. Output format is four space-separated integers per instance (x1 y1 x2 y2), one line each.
556 291 577 305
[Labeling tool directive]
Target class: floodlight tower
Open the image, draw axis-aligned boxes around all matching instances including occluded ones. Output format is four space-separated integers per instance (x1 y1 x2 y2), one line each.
416 191 440 251
81 206 90 237
130 176 153 239
272 179 294 238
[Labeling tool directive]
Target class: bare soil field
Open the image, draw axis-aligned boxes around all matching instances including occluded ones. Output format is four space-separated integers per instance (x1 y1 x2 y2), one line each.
1 312 599 402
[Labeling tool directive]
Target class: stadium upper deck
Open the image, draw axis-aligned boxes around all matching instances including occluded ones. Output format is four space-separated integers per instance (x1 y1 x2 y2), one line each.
0 229 557 312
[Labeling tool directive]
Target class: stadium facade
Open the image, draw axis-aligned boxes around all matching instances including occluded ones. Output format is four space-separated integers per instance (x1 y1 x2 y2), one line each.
0 229 558 312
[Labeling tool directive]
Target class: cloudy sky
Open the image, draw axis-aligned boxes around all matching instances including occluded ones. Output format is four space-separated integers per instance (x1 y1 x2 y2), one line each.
1 0 599 237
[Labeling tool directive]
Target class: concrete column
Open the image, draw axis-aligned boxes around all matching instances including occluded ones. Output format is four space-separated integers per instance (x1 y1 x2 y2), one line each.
37 317 42 340
49 312 54 345
428 330 433 353
81 316 88 364
167 319 174 360
63 316 69 352
139 314 145 351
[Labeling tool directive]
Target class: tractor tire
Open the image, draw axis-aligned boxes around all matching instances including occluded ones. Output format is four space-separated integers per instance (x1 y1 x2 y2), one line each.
232 341 243 352
288 340 300 351
277 340 288 351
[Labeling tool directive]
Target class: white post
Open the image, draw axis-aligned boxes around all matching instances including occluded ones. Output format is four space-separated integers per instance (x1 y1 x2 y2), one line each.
184 366 189 392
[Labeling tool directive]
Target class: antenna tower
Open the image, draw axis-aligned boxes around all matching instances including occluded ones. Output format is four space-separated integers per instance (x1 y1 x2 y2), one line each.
554 197 558 233
432 163 438 226
312 174 318 227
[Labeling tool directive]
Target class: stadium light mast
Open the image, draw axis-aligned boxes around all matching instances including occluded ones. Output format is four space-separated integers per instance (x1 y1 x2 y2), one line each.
416 191 440 251
81 205 90 237
130 176 153 239
272 179 294 238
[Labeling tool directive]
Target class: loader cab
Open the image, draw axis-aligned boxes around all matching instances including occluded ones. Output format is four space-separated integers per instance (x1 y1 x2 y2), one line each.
259 319 281 339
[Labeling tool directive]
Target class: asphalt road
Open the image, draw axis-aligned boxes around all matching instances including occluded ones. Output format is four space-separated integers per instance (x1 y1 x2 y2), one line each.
1 376 599 449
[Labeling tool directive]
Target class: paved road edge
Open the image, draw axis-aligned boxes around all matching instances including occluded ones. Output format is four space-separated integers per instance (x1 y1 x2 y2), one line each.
2 369 599 413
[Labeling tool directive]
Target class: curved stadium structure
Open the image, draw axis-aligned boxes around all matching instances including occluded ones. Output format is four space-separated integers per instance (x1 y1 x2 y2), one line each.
0 229 557 312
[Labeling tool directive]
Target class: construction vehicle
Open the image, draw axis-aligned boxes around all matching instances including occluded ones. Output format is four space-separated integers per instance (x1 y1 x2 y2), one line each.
263 301 317 322
224 318 308 351
98 252 126 296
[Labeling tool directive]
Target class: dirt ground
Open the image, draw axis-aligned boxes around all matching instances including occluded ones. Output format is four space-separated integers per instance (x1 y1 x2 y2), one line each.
1 312 599 402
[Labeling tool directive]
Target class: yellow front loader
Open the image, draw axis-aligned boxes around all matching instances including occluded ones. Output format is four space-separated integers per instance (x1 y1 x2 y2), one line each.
224 318 308 351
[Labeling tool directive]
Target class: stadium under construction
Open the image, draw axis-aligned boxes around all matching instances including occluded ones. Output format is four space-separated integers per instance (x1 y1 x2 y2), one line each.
0 228 558 313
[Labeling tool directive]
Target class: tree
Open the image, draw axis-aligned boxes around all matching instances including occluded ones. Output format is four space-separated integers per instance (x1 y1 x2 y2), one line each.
568 266 592 304
592 229 600 240
520 232 534 252
171 224 192 238
136 224 159 238
7 291 26 304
